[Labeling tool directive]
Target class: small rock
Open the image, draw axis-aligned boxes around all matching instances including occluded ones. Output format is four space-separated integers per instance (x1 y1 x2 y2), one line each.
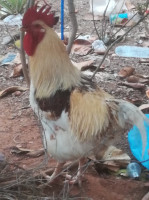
0 153 7 171
14 91 22 96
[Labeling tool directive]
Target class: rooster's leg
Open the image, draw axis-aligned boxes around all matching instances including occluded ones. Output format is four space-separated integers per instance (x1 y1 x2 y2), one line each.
65 158 86 186
43 162 65 183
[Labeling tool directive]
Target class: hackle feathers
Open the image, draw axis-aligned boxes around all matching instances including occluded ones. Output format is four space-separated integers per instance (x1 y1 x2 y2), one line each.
29 21 81 98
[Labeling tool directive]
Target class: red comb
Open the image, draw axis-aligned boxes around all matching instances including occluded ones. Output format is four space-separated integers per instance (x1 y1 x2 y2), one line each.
22 4 59 27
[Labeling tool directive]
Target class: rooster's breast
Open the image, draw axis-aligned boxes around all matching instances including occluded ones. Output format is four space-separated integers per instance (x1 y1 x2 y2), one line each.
29 83 94 162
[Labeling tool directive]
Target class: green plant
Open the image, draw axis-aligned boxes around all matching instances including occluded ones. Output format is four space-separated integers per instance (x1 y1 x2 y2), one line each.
0 0 27 15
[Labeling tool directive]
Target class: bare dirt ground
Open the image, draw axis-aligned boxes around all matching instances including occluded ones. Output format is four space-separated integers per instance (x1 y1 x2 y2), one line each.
0 0 149 199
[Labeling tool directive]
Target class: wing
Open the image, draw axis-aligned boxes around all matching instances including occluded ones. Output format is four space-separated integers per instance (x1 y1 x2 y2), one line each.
69 87 119 141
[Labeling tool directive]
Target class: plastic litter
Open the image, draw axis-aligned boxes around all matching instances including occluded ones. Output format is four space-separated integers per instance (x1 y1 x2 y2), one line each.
92 40 107 52
110 12 140 25
110 13 128 25
89 0 127 16
3 14 22 27
128 114 149 169
127 162 141 178
0 53 16 66
115 46 149 58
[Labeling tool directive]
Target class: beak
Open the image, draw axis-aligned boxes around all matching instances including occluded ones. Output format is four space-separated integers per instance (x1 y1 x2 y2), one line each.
20 27 27 32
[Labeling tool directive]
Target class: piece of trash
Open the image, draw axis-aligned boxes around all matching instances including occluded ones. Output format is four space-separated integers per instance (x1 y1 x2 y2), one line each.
110 13 128 25
0 86 27 98
2 36 12 45
116 169 127 177
3 14 22 27
0 53 16 66
92 40 107 54
89 0 127 16
127 162 141 178
128 114 149 170
110 12 140 26
118 66 135 78
115 46 149 58
14 40 21 48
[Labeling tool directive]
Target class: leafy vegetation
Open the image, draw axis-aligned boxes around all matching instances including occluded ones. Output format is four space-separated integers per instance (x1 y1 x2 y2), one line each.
0 0 27 14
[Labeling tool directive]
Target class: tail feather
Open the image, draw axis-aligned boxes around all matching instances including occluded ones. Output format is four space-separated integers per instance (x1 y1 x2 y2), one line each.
116 100 149 156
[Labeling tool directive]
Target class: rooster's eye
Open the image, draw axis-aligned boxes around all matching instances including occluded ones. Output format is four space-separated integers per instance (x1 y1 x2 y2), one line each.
34 24 41 28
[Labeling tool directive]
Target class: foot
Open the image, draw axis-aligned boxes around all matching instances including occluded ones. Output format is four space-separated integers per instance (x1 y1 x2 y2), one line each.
64 158 86 186
41 162 65 185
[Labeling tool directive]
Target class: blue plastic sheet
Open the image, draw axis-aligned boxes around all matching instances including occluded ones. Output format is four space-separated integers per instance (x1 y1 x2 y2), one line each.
128 114 149 169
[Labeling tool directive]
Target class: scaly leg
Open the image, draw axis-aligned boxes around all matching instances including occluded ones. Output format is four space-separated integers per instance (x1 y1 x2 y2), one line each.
43 162 65 183
65 158 86 186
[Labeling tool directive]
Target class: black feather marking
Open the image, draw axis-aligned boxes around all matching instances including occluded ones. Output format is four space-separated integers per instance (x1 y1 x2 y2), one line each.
36 89 72 118
35 75 97 118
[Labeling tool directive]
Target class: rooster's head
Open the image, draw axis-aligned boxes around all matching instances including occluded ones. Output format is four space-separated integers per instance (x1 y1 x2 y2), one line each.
22 4 59 56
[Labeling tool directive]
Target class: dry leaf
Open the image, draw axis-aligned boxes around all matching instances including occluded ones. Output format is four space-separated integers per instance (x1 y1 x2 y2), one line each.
126 75 149 84
0 86 27 98
142 192 149 200
10 64 23 78
126 75 139 83
83 13 102 21
142 41 149 47
73 39 91 45
125 0 135 10
125 98 142 106
146 90 149 98
135 74 149 79
71 39 92 55
10 146 44 158
139 104 149 111
114 29 126 39
121 82 145 89
139 59 149 64
103 146 130 165
95 146 130 173
72 60 94 71
118 66 135 78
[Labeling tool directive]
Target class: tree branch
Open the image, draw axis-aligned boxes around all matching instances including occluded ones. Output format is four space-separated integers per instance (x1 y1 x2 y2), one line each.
66 0 78 54
19 0 35 87
91 12 149 80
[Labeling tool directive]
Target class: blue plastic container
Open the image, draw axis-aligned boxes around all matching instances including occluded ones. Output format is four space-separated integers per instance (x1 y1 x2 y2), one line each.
128 114 149 169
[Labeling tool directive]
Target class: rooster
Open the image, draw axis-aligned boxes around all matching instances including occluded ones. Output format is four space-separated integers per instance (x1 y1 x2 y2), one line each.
22 4 148 184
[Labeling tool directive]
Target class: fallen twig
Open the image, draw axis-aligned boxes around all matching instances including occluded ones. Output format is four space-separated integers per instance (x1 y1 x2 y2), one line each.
0 86 27 98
